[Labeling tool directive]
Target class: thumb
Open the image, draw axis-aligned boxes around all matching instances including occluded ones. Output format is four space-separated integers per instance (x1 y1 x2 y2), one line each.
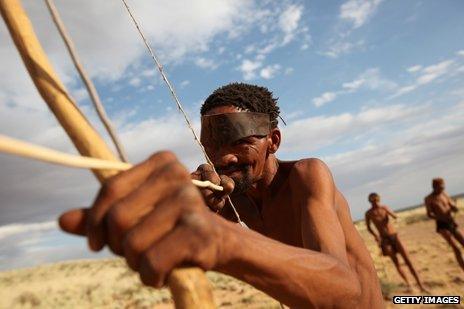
58 208 88 236
219 175 235 196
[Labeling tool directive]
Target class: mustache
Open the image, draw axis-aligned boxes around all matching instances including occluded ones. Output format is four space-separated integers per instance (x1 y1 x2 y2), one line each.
216 164 250 174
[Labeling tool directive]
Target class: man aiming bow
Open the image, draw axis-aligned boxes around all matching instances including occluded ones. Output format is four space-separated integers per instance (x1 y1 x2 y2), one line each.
59 83 383 308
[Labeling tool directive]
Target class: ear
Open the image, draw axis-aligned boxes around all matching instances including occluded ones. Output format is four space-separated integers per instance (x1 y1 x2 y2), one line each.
267 128 281 154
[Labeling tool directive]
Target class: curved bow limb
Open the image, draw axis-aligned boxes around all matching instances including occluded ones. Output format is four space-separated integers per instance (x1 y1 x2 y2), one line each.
0 0 216 308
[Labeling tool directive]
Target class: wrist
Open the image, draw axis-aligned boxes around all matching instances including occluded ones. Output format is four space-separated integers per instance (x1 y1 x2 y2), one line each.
214 217 241 272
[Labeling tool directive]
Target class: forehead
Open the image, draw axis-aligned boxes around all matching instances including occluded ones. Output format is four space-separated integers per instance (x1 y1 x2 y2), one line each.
200 111 270 147
204 105 244 115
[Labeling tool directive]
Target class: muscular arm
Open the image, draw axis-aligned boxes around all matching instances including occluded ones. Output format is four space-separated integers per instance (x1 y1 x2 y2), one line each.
445 193 458 212
219 159 361 307
365 213 379 242
384 206 397 219
425 198 437 219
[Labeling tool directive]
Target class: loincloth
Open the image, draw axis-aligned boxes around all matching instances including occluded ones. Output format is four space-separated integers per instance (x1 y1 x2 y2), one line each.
436 219 458 233
380 234 399 256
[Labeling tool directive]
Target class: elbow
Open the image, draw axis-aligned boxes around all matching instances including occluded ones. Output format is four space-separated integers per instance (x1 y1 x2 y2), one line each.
338 269 362 307
303 263 362 308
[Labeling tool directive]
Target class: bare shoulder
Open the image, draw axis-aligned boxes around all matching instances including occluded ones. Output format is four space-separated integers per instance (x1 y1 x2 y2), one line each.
290 158 332 182
424 193 433 204
288 158 335 197
365 208 372 217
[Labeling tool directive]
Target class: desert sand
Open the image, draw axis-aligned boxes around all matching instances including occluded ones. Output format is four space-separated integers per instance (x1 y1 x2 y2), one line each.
1 196 463 308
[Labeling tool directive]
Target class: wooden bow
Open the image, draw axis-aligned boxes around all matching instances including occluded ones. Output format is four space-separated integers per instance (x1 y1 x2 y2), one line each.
0 0 216 307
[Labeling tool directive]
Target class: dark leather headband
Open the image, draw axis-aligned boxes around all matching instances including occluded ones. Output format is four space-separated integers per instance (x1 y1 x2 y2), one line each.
200 112 271 147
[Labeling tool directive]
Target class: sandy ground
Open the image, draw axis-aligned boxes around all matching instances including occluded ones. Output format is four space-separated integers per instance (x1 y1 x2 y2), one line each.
1 198 463 308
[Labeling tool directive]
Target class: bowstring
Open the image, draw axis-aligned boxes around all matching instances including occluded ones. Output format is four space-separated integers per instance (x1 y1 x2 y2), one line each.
120 0 245 226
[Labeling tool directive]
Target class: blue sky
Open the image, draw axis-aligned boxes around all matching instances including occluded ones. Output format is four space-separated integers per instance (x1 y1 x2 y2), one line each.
0 0 463 270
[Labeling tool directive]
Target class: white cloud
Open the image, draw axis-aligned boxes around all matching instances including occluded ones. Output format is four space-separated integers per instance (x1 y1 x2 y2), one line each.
284 67 294 75
194 57 218 70
407 65 422 73
312 92 337 107
278 4 303 44
456 50 464 57
323 40 365 58
260 64 281 79
324 103 464 217
355 68 397 91
239 59 262 80
180 80 190 88
391 59 455 98
278 101 464 218
332 68 397 97
233 3 309 72
281 103 426 154
73 87 89 102
416 60 453 85
391 85 417 97
129 77 142 87
342 78 365 91
0 221 56 240
356 104 418 123
339 0 383 29
141 69 155 77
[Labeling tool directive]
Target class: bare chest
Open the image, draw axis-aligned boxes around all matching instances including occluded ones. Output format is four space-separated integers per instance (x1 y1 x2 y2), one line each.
428 195 450 213
369 208 388 225
231 190 303 247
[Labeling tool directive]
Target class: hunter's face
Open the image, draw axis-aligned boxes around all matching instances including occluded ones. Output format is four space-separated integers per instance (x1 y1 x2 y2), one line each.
433 181 445 193
369 195 380 204
201 105 270 194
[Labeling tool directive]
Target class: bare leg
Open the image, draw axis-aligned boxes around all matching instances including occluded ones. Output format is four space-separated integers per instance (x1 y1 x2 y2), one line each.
452 228 464 248
389 253 410 287
396 238 426 291
439 230 464 271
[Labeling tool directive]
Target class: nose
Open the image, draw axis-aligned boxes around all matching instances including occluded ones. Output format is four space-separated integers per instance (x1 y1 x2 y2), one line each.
213 150 238 168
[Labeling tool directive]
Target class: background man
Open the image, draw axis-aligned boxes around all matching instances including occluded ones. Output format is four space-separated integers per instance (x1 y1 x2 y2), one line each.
365 193 425 291
425 178 464 271
59 83 383 308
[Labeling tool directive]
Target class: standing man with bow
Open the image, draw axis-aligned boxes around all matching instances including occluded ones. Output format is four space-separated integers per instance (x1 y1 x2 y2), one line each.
60 83 384 308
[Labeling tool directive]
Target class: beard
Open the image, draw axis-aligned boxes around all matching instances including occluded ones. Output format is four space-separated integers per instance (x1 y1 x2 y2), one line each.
217 164 253 195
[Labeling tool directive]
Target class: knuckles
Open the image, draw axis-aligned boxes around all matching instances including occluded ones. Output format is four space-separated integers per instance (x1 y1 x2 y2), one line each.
99 177 123 200
139 253 164 288
106 202 131 233
148 150 177 165
123 232 145 271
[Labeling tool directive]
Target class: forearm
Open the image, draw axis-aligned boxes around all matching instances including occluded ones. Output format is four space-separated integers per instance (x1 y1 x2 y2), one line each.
367 228 378 239
216 221 361 308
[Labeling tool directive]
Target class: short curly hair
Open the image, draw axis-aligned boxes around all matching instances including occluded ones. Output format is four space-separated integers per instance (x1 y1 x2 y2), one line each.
368 192 379 202
201 83 280 127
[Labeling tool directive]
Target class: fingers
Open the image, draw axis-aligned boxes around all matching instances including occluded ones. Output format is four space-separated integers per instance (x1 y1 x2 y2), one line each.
138 212 218 288
58 208 88 236
87 151 178 251
219 175 234 196
139 225 192 288
122 186 202 270
192 164 234 212
104 161 192 255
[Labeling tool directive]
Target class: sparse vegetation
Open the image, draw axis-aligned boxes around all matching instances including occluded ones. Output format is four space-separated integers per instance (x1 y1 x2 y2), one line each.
1 200 463 308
